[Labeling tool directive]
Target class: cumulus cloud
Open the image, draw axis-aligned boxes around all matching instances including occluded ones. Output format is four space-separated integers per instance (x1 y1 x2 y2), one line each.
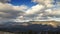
22 0 54 20
32 0 54 7
18 0 60 21
0 1 28 22
0 0 60 23
0 3 28 18
25 4 44 14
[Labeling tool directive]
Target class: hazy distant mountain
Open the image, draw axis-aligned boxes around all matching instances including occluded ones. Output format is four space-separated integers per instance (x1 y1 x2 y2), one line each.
0 21 60 32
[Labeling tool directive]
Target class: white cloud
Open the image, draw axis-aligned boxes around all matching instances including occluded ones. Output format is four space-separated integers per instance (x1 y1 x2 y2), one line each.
0 2 28 22
25 4 44 14
13 5 28 11
19 0 60 21
51 9 60 15
32 0 54 7
0 3 28 11
0 0 60 23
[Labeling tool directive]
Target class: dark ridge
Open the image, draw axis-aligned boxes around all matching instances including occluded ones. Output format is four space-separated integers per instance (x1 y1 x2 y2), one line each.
0 21 60 34
0 22 60 33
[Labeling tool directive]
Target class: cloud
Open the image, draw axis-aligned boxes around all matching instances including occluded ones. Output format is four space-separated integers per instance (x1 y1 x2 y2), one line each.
0 0 60 23
13 5 28 11
0 0 11 3
24 4 44 20
18 0 60 21
32 0 54 7
0 2 28 22
25 4 44 14
56 2 60 7
22 0 54 20
0 3 28 11
0 0 60 28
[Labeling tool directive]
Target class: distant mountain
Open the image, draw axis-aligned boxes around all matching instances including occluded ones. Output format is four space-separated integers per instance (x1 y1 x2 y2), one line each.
0 21 60 32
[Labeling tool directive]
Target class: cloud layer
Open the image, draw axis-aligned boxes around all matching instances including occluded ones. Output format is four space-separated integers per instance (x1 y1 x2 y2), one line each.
0 0 60 23
19 0 60 21
0 0 28 22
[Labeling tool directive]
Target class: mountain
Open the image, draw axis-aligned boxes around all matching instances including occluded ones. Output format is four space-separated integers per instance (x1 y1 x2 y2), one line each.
0 21 60 32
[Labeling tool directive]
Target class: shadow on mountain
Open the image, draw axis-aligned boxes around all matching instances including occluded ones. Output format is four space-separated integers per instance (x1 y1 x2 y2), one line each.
0 22 60 34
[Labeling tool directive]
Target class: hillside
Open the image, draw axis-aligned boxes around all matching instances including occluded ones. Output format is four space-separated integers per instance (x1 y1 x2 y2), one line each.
0 21 60 32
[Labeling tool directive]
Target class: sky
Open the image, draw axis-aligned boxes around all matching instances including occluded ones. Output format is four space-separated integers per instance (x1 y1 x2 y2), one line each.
10 0 37 7
0 0 60 22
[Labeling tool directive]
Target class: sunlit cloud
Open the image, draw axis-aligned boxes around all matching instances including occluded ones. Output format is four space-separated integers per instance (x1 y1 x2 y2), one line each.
0 0 28 22
19 0 60 21
0 0 60 23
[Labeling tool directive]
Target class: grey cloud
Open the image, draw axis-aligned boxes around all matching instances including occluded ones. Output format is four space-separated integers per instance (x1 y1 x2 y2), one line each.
0 2 28 22
0 0 10 3
21 0 60 21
